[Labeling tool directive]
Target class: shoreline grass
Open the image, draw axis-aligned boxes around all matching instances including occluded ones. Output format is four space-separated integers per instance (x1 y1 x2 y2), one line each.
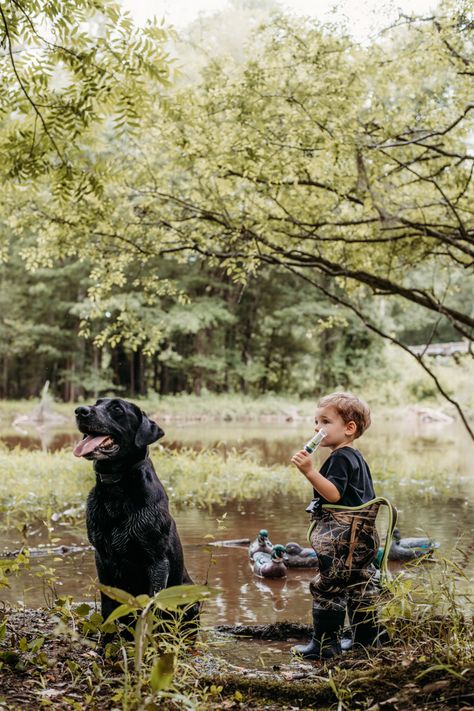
0 394 318 425
0 445 469 526
0 447 303 523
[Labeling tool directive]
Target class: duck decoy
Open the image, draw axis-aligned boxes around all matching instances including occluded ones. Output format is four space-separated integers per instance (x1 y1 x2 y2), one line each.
375 539 438 566
388 543 433 562
284 542 318 568
252 544 287 578
392 529 440 550
249 529 273 559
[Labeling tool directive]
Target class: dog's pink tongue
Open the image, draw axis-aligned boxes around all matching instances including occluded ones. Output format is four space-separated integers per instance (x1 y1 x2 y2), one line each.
73 435 109 457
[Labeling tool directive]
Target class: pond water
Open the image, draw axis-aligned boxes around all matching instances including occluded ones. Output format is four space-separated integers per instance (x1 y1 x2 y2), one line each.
1 413 473 627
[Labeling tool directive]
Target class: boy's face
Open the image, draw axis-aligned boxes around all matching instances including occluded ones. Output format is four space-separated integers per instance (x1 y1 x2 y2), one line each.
314 405 357 449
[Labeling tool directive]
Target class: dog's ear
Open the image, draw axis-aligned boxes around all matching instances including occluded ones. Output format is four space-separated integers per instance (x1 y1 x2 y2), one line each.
135 412 164 448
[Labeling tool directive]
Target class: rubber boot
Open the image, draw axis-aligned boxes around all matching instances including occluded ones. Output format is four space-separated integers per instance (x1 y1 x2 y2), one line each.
342 604 385 651
340 625 353 652
292 608 345 660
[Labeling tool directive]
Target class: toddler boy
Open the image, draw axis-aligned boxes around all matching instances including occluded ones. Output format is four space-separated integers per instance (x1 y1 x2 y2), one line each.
290 391 381 659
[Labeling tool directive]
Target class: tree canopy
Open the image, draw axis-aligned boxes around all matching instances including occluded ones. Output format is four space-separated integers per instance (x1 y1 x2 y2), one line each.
0 0 171 194
0 0 473 432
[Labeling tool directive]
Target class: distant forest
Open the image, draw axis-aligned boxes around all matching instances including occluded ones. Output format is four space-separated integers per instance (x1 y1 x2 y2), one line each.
0 249 459 401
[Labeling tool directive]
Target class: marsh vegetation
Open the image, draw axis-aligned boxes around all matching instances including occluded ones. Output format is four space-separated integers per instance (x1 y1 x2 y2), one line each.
0 398 472 708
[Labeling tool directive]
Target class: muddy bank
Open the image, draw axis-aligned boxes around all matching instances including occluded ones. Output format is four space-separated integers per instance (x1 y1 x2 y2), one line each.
0 610 472 710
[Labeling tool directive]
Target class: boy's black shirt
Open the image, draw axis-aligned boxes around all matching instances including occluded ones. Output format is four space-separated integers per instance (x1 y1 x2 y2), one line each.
314 446 376 507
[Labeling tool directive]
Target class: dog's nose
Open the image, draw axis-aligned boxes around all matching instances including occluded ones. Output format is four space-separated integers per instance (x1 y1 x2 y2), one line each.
75 406 91 417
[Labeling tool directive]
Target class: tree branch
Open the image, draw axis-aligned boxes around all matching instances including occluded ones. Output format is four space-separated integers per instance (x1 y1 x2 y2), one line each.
0 3 66 165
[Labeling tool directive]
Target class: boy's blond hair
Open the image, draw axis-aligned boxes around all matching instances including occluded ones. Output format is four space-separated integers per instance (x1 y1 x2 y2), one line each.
318 391 371 439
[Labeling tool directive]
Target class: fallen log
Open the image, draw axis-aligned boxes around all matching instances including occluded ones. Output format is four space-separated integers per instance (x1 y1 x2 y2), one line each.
0 544 93 559
207 538 250 547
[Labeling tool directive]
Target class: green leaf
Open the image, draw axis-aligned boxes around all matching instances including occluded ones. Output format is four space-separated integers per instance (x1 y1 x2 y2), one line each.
98 585 142 608
28 637 45 653
0 650 20 666
67 660 80 674
153 584 216 611
135 594 151 607
103 603 136 625
149 652 176 691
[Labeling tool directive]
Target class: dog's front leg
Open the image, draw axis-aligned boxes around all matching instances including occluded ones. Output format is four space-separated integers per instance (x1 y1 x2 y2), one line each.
94 552 119 621
149 559 170 596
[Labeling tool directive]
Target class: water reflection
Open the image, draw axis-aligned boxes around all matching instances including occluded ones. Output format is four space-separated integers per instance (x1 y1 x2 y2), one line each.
1 491 472 621
1 429 77 452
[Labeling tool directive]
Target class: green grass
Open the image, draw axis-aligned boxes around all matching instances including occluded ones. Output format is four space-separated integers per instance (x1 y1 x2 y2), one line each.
0 447 302 523
144 392 317 421
0 448 91 525
0 442 469 528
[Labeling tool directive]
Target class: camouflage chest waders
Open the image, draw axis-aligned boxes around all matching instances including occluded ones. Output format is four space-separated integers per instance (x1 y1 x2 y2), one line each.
307 497 397 615
291 497 397 658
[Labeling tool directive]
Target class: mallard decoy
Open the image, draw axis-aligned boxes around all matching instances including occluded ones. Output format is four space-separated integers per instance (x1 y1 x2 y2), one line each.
249 529 273 559
392 529 440 550
389 543 432 562
375 540 437 566
284 542 318 568
252 544 287 578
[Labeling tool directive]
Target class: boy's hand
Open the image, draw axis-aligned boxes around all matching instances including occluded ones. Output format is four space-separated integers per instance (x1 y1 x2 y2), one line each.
291 450 341 503
291 450 315 476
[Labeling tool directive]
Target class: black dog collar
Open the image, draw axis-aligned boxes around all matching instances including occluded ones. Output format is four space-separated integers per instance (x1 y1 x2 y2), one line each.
97 457 147 485
98 471 124 485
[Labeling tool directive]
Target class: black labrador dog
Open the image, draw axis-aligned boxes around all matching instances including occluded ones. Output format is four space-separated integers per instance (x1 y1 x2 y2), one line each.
74 398 198 628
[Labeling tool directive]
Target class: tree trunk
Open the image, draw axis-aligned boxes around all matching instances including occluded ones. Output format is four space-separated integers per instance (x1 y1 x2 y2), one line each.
193 330 207 396
259 329 275 394
138 350 146 396
153 355 159 393
93 347 99 399
130 352 135 397
69 357 76 402
2 357 8 399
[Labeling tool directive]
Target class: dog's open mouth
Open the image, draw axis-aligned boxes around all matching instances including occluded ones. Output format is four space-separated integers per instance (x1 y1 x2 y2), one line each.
73 433 119 458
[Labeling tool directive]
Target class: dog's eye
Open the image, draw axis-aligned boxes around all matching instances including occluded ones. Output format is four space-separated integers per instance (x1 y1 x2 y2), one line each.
112 404 123 415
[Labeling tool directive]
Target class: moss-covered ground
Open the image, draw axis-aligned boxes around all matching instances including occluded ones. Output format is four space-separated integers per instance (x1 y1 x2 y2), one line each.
0 611 472 710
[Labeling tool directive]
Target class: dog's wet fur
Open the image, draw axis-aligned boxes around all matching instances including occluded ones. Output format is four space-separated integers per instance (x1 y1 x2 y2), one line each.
74 398 199 629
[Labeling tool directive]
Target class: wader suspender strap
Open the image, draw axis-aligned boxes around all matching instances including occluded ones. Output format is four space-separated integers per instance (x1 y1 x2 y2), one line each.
306 496 398 584
346 515 363 572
